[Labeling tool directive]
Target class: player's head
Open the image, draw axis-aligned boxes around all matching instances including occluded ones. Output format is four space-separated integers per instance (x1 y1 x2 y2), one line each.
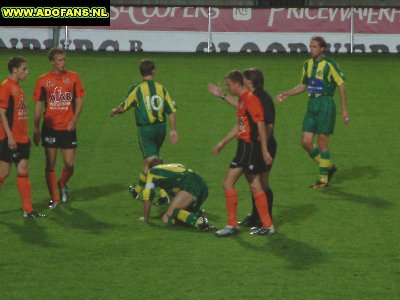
309 36 327 58
224 70 244 95
139 59 156 77
48 48 66 72
8 56 28 81
149 157 164 169
243 68 264 91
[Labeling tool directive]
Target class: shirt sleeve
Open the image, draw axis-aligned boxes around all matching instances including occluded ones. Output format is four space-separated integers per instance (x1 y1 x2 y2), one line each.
32 78 43 102
74 74 86 98
247 94 264 123
328 62 345 86
163 88 177 114
301 60 309 85
142 172 156 202
122 86 139 111
0 84 9 109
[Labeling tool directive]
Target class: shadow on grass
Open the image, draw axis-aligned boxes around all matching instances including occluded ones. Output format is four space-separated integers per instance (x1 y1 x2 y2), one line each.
72 183 127 201
322 187 393 208
332 165 378 184
0 219 59 248
274 204 318 227
234 233 326 270
49 205 116 234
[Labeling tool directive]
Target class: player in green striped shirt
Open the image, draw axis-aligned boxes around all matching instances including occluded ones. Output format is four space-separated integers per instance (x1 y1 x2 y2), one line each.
110 60 178 201
276 36 349 189
140 158 215 232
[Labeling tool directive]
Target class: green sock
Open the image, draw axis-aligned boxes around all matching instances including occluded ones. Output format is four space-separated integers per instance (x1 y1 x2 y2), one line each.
310 147 321 164
172 208 199 228
319 151 331 183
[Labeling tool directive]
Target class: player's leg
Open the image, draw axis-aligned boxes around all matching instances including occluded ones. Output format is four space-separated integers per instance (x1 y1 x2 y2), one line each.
245 173 275 235
45 147 60 205
0 161 11 187
162 190 195 225
0 139 13 186
222 167 244 226
302 98 320 164
58 148 75 202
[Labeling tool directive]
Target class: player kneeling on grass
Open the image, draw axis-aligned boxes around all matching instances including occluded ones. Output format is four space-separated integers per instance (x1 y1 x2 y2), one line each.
140 158 215 232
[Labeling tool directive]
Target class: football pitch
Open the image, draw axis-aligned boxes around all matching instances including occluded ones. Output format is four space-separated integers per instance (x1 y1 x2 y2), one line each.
0 49 399 299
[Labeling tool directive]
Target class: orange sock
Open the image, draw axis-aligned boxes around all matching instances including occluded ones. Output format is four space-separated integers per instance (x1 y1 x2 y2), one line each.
225 188 238 226
0 176 4 188
46 169 59 201
58 167 73 188
254 191 272 228
17 174 33 213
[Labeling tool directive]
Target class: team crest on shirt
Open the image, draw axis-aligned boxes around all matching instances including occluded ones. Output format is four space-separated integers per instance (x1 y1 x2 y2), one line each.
63 77 71 84
45 80 55 87
317 70 323 77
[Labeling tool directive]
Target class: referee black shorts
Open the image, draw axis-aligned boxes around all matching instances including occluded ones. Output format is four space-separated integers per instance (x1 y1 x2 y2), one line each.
230 140 266 174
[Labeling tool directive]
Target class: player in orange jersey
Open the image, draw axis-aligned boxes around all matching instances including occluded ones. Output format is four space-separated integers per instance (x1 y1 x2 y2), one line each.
0 56 45 218
32 48 86 209
213 70 274 237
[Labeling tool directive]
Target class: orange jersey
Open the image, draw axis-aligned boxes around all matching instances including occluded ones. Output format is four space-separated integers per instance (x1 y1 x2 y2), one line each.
237 90 264 142
33 71 85 130
0 77 29 143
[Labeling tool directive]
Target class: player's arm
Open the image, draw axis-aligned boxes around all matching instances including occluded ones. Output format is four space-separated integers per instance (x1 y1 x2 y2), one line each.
0 108 16 149
207 83 238 108
67 97 83 131
275 84 307 103
257 121 273 165
213 124 238 155
338 83 349 124
110 87 137 117
141 174 157 222
168 112 178 144
33 100 43 146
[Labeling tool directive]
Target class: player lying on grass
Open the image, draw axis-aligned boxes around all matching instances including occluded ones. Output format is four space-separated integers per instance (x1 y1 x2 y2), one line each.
139 158 215 232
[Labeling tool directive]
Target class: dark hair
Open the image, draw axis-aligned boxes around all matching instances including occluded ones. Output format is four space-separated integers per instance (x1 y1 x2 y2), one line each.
149 157 164 169
48 47 66 61
243 68 264 89
311 36 327 50
224 70 244 86
8 56 26 73
139 59 156 77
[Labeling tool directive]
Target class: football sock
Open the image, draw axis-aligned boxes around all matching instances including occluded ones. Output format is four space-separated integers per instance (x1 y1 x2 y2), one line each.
17 173 33 213
310 147 321 164
167 218 176 225
159 189 168 198
254 191 272 228
45 169 59 201
319 151 330 183
225 188 238 227
264 188 274 218
134 172 146 193
58 166 74 187
171 208 199 227
0 176 4 187
250 195 260 220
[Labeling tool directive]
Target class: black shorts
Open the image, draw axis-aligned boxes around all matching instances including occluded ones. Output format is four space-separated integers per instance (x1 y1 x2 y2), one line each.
266 135 277 172
230 140 266 174
0 139 30 164
42 125 77 149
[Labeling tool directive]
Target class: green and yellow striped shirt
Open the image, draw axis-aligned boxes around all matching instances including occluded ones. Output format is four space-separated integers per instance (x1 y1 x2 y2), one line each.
142 164 194 202
301 55 345 97
122 80 177 126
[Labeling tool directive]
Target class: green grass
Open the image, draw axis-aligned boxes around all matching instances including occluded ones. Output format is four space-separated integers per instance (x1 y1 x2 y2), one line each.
0 49 399 299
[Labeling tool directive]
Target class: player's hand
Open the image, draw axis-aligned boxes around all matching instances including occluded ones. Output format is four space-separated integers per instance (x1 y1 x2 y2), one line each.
342 111 350 124
213 142 224 155
67 119 76 131
110 108 117 117
207 83 223 98
170 130 178 144
33 130 41 146
275 92 289 103
7 136 17 151
263 151 273 166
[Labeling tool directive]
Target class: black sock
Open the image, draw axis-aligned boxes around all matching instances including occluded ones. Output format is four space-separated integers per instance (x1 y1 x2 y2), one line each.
264 188 273 218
